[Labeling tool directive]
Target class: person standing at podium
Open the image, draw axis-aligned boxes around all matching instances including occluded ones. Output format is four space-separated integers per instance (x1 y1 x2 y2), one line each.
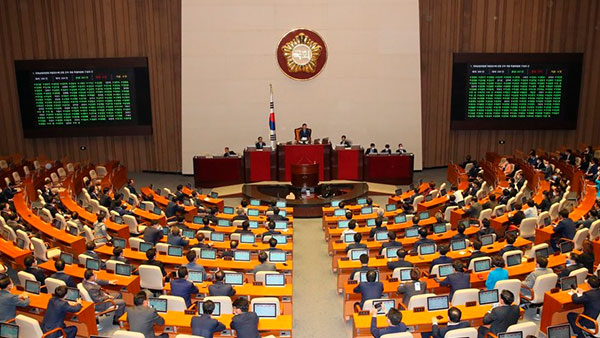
298 123 311 144
339 135 351 147
223 147 236 157
396 143 408 154
255 137 266 149
365 143 378 155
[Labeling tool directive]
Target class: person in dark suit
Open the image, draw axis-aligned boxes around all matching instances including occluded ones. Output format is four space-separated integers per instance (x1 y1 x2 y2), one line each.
431 245 453 272
231 297 260 338
109 246 129 264
262 221 281 238
198 216 215 231
369 307 408 338
144 220 164 245
477 290 520 338
0 276 30 323
353 270 384 308
450 223 468 241
537 191 553 212
41 286 82 338
381 144 392 154
99 187 112 208
424 306 470 338
127 291 168 338
387 249 413 270
267 207 288 222
559 252 584 278
166 196 185 219
234 221 253 235
396 143 408 154
167 226 189 247
351 254 374 280
468 240 487 266
209 270 236 297
170 267 199 307
191 300 226 338
365 143 378 155
413 227 434 254
482 194 498 211
508 203 526 226
568 275 600 338
221 240 239 258
24 256 46 285
298 123 311 143
369 217 388 239
339 135 351 147
83 241 106 269
223 147 237 157
255 137 266 149
125 179 138 195
552 209 577 251
397 269 426 305
142 248 167 277
82 269 125 325
477 218 496 238
380 231 402 255
437 261 471 300
50 259 76 288
499 233 519 256
346 233 367 253
192 233 212 251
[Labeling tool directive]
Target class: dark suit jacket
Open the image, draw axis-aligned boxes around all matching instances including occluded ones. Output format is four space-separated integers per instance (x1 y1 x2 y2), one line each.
50 271 76 288
440 272 471 300
143 227 164 245
230 311 260 338
41 297 82 333
560 263 584 278
431 256 453 272
353 281 384 307
127 305 165 338
142 259 167 277
126 184 137 195
468 251 487 266
499 244 518 256
538 198 552 212
167 234 189 247
554 218 576 240
299 129 311 139
370 317 408 338
397 280 426 305
191 314 226 338
208 281 236 297
346 243 367 253
171 278 199 307
432 321 470 338
509 211 526 225
482 304 520 335
25 267 46 284
387 259 413 270
166 202 184 218
255 142 266 149
365 148 378 155
572 288 600 318
369 226 388 238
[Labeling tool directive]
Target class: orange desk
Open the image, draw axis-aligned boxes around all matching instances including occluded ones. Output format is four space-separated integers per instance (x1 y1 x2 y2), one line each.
417 196 450 213
157 237 294 253
183 221 294 237
539 283 590 334
123 203 167 225
140 187 197 218
182 186 225 211
247 205 294 217
321 204 380 217
535 226 555 245
325 217 437 241
0 237 32 267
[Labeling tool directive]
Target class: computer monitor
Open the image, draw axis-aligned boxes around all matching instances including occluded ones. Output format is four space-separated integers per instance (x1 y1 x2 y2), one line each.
67 226 78 236
168 246 183 257
60 252 74 265
337 220 349 229
425 195 434 202
253 303 277 318
271 234 287 244
128 197 135 205
334 209 346 216
535 247 549 258
112 237 126 249
418 243 435 255
115 263 132 277
343 233 355 243
405 227 419 238
427 295 449 311
433 224 446 234
331 200 341 208
152 207 162 216
217 219 230 227
560 276 578 291
359 270 379 283
250 199 261 206
384 247 401 258
249 221 259 229
274 221 287 230
451 239 466 251
269 250 286 262
361 207 373 215
496 208 505 216
161 227 169 235
458 219 470 228
480 234 494 246
372 299 395 315
193 216 203 224
547 324 571 338
138 203 146 210
419 211 430 219
350 249 369 261
497 332 523 338
375 231 388 241
438 264 454 277
155 188 162 196
506 253 522 267
279 210 287 217
478 289 499 305
0 323 19 338
183 199 191 207
139 242 153 253
148 298 168 313
14 237 25 250
357 198 367 205
51 218 62 229
223 207 234 214
210 232 225 242
400 269 412 281
224 272 244 285
86 258 100 271
240 233 255 244
544 217 551 226
65 287 79 301
112 215 123 224
385 204 397 212
248 209 259 216
265 273 286 287
200 248 217 260
198 300 221 316
182 229 195 239
188 270 205 283
505 229 519 238
276 201 286 208
474 259 491 272
560 241 574 254
366 218 376 227
395 214 407 224
25 280 41 294
233 250 251 261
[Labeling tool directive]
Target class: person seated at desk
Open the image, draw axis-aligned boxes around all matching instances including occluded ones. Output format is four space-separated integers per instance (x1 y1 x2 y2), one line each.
93 212 111 244
127 291 168 338
380 231 402 254
397 268 426 306
450 223 468 241
297 123 311 144
369 217 387 239
436 261 470 300
41 285 82 338
99 187 112 208
221 240 239 258
463 198 483 220
559 252 584 278
0 276 30 322
341 219 358 237
231 297 260 338
183 250 205 273
431 245 453 272
482 193 498 211
523 199 539 219
142 248 167 278
167 226 189 247
339 135 350 147
477 218 495 238
585 158 599 181
144 220 164 245
468 240 486 265
441 194 458 213
424 306 470 338
255 136 266 149
380 144 392 154
51 259 76 288
498 232 518 256
412 227 434 254
351 254 373 280
263 221 282 237
577 210 598 230
365 143 378 155
82 269 125 325
209 270 236 297
171 267 199 308
369 306 408 338
199 216 215 231
24 256 46 285
346 233 367 253
551 208 576 251
110 246 129 264
223 147 237 157
166 196 185 219
578 240 595 273
477 290 520 338
485 256 508 290
353 270 383 308
125 178 138 196
193 233 212 250
234 221 253 235
568 275 600 338
83 241 106 269
252 251 277 276
521 256 552 297
192 300 226 338
387 249 413 270
396 143 407 154
508 203 526 226
267 207 288 222
233 207 249 221
266 237 280 251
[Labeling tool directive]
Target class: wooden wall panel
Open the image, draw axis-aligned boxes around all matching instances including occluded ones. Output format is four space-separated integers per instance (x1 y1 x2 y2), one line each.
420 0 600 167
0 0 181 172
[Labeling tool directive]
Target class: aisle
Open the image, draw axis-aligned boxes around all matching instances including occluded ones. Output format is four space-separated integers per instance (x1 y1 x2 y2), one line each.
292 218 353 338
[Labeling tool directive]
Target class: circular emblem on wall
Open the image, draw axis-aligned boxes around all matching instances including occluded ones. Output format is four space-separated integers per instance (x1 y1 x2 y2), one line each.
277 28 327 81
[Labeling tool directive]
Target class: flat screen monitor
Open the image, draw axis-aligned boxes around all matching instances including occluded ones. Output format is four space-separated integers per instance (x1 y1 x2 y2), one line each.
268 250 286 262
451 239 466 251
274 221 287 230
458 219 470 228
424 195 434 202
188 270 205 283
474 259 491 272
384 247 401 258
128 197 135 205
279 210 287 217
240 233 255 244
210 232 225 242
200 248 216 260
250 199 260 206
51 218 62 229
505 229 519 238
271 234 287 244
399 269 412 281
427 295 449 311
343 233 355 243
350 249 368 261
197 301 221 316
337 220 349 229
265 273 286 287
182 229 195 239
217 219 230 227
193 216 203 224
25 280 41 294
233 250 251 261
248 209 259 217
544 217 551 226
112 237 126 249
419 211 430 219
359 270 379 283
112 215 123 224
547 324 571 338
479 289 499 305
357 198 367 205
60 252 74 265
223 207 234 214
148 298 167 313
138 203 146 210
535 247 549 258
560 241 574 254
210 192 218 199
497 333 523 338
276 201 286 208
65 287 79 301
168 246 183 257
385 204 397 212
161 227 169 235
366 218 376 227
433 224 446 234
86 258 100 271
480 234 494 246
0 323 19 338
506 253 522 267
418 243 435 255
253 303 277 318
334 209 346 216
249 221 259 229
375 231 388 241
361 207 373 215
438 264 454 277
405 227 419 238
372 299 395 315
224 272 244 285
152 207 162 216
331 200 341 207
67 226 78 236
115 263 132 277
395 215 407 223
560 276 578 291
139 242 153 253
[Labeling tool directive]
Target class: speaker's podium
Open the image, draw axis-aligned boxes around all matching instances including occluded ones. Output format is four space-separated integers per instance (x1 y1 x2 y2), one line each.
291 163 319 187
277 143 331 182
244 147 277 182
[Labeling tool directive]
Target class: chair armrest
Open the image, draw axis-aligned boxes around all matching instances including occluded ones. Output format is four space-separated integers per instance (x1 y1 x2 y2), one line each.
4 318 15 324
42 327 66 338
187 302 198 311
96 299 118 316
484 332 498 338
398 301 407 310
576 313 599 335
520 285 534 302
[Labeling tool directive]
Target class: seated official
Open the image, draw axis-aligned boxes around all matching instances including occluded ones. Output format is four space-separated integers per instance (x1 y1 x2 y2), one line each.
341 219 358 236
51 259 76 288
24 256 46 285
436 261 471 300
0 276 30 323
397 269 426 305
396 143 407 154
463 199 483 219
110 246 129 264
430 245 453 272
234 221 253 234
252 251 277 275
369 217 387 239
193 232 212 249
339 135 350 147
41 286 82 338
498 233 518 256
221 240 239 258
477 218 496 237
127 291 168 338
166 196 185 219
560 252 584 278
424 306 470 338
351 254 374 280
93 212 111 244
381 144 392 154
209 271 236 297
523 199 539 219
369 306 408 338
508 203 526 226
223 147 237 157
142 248 167 277
486 256 508 290
184 250 205 272
482 194 498 211
380 231 402 254
522 256 552 297
552 208 576 251
263 221 282 237
468 240 486 265
353 270 384 308
171 267 199 308
266 238 280 251
267 207 288 222
568 275 600 338
346 233 367 253
125 179 138 196
144 220 164 245
83 241 106 269
167 226 189 247
450 223 467 241
477 290 520 338
231 297 260 338
255 136 266 149
297 123 311 144
82 269 126 325
387 249 413 270
192 300 226 338
365 143 378 155
232 208 249 222
413 227 434 254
